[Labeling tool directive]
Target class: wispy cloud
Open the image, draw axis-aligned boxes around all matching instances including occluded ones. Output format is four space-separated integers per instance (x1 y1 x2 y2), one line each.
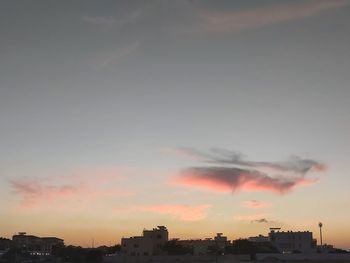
252 218 269 224
198 0 349 34
82 9 141 29
160 147 203 161
174 148 325 194
92 42 140 69
135 204 211 221
234 213 268 222
242 200 272 209
10 168 134 209
11 180 80 208
235 214 272 224
82 16 118 27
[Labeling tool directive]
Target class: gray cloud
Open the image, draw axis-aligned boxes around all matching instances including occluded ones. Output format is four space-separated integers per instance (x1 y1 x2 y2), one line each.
177 147 326 175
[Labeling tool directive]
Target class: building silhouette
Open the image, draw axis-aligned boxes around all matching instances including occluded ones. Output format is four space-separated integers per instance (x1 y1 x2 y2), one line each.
121 226 168 256
268 228 316 253
12 232 64 255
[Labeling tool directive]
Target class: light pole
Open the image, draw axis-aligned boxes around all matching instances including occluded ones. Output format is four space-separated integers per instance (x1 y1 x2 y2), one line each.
318 222 323 246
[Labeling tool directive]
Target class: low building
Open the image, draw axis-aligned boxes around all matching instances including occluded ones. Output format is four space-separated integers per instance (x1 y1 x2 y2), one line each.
121 226 168 256
12 232 64 254
178 233 229 255
268 229 316 253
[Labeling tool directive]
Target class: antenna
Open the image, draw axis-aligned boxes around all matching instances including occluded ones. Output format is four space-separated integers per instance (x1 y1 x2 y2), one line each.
318 222 323 246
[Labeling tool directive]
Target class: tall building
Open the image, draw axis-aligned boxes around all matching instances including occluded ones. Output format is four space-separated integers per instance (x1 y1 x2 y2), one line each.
121 226 168 256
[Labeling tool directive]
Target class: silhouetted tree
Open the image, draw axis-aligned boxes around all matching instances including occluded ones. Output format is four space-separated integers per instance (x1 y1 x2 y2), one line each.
56 245 87 262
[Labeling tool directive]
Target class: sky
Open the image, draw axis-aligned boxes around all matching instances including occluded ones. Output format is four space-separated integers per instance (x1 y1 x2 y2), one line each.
1 0 350 249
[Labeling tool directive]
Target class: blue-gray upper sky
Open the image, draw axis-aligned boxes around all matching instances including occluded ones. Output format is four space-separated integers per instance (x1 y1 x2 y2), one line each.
1 0 350 247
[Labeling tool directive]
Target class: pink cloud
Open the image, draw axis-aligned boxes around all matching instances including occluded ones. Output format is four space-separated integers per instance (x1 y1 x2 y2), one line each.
11 180 80 208
198 0 349 34
242 200 272 209
135 204 211 221
175 167 318 194
10 167 135 209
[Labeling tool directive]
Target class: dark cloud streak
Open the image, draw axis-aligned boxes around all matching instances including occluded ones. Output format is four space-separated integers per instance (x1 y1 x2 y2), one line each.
252 218 269 223
177 147 326 175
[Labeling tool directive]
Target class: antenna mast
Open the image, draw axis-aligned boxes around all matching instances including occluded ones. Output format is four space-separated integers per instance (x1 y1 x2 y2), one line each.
318 222 323 246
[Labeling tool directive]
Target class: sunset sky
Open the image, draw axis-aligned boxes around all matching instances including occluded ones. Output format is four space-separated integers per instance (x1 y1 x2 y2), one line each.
1 0 350 249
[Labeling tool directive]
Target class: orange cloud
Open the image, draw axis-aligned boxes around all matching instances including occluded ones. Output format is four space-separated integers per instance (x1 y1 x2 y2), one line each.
242 200 272 209
135 204 211 221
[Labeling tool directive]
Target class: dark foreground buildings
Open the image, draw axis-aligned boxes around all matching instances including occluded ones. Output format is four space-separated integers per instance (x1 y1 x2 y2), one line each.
12 232 64 255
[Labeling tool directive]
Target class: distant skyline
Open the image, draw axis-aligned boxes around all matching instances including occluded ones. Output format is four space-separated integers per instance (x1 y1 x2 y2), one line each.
1 0 350 249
